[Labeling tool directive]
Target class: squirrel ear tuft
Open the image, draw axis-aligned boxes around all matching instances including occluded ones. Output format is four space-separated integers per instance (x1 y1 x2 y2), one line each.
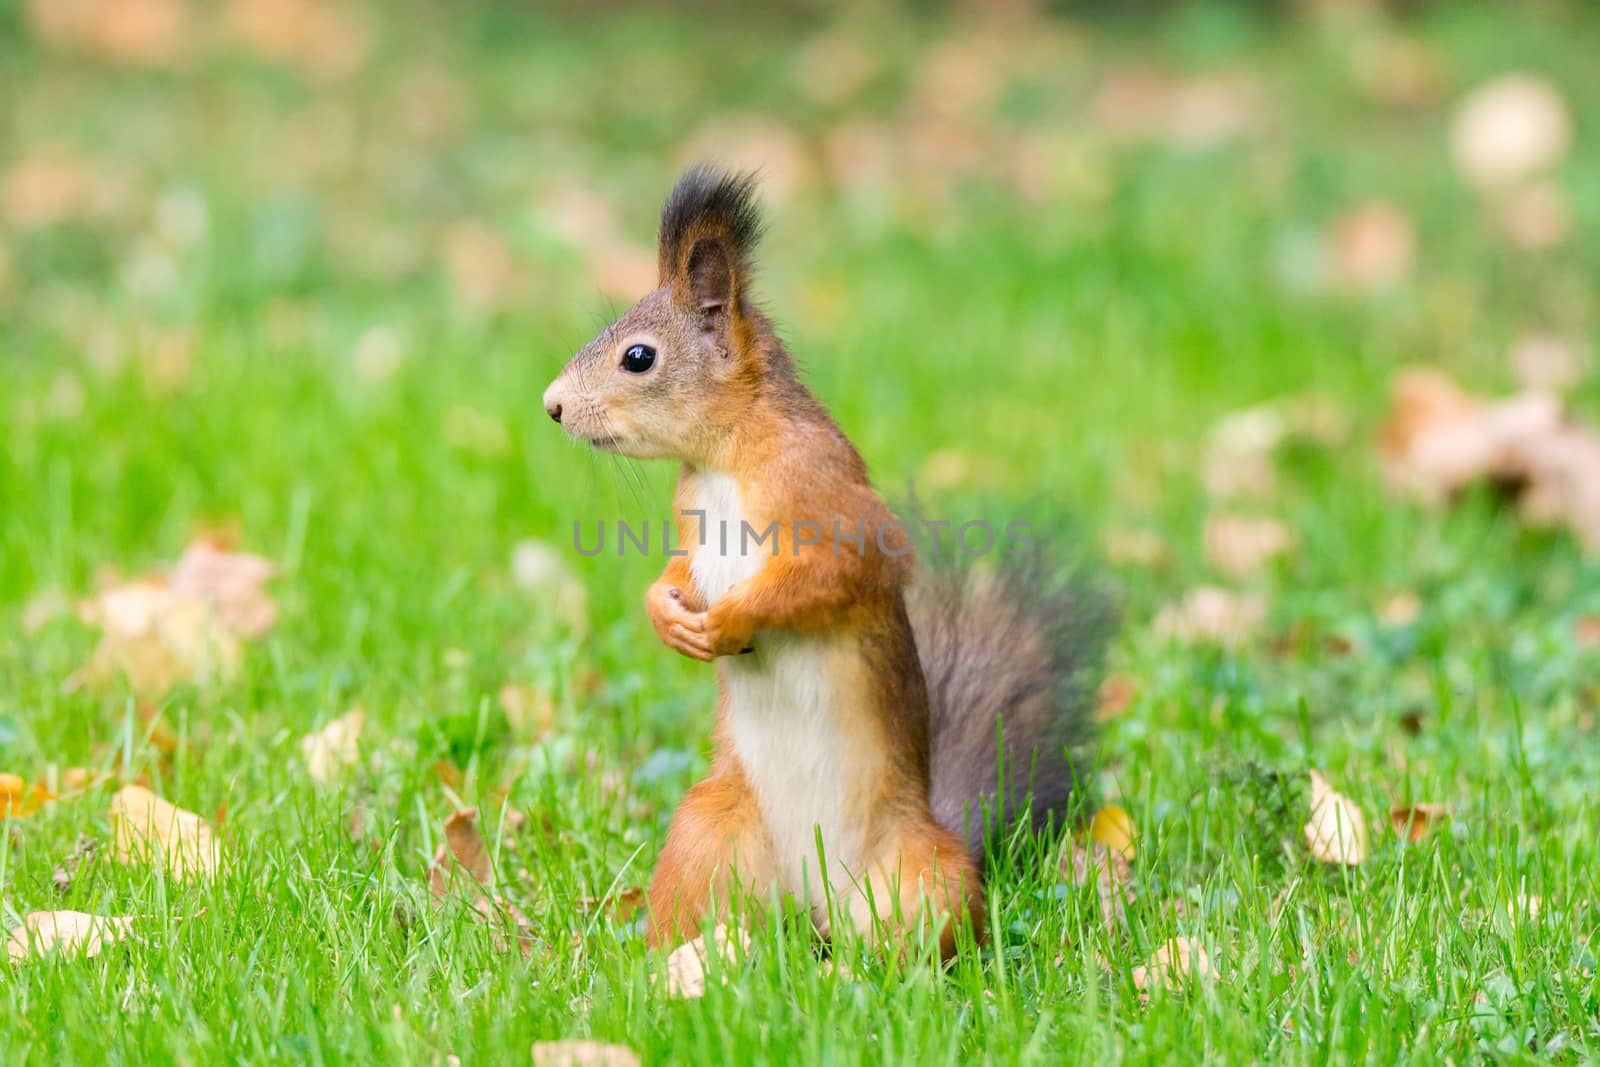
658 165 763 313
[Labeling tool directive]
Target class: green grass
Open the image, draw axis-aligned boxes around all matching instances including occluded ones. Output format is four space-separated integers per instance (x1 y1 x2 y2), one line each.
3 1 1600 1062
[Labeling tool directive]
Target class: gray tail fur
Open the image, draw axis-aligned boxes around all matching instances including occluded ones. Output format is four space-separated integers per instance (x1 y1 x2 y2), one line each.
908 548 1113 862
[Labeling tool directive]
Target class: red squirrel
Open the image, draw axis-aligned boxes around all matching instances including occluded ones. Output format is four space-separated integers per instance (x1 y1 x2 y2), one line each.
543 167 1104 957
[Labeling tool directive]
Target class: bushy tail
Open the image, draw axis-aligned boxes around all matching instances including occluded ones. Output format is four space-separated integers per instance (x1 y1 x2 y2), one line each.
908 550 1113 861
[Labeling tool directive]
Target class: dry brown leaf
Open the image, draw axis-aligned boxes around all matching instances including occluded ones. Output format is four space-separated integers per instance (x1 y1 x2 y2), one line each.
531 1041 641 1067
1390 802 1451 843
1576 616 1600 650
1380 367 1600 552
1203 514 1294 579
1132 937 1214 993
52 835 102 894
300 706 365 784
1061 841 1133 931
226 0 371 80
74 539 277 698
110 785 219 880
1087 804 1137 860
429 808 493 897
1153 588 1265 647
1 773 55 819
25 0 188 66
1451 75 1572 189
6 911 135 962
1096 675 1139 721
169 540 278 638
659 924 749 999
1329 201 1414 292
1304 771 1367 866
578 886 647 924
427 808 535 957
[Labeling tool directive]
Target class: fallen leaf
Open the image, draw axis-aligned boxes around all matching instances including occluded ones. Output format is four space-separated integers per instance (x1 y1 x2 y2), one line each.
1329 201 1414 292
1096 675 1139 721
1087 804 1137 860
110 784 220 881
1451 74 1571 189
74 538 278 698
25 0 188 66
76 578 241 697
1390 802 1451 843
429 808 494 896
531 1041 641 1067
1379 367 1600 552
1576 616 1600 650
300 706 365 783
1132 936 1214 993
168 540 278 639
659 924 749 999
1153 588 1265 647
1 773 54 819
6 911 135 962
1304 771 1367 866
427 808 535 956
226 0 371 80
578 887 647 924
1061 841 1133 931
1377 591 1422 627
1203 514 1294 579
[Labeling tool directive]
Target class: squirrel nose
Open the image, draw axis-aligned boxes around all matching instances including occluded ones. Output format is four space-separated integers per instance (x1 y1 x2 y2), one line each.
542 382 565 424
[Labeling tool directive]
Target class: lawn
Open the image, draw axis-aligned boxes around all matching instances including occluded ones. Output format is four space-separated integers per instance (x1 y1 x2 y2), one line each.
3 1 1599 1062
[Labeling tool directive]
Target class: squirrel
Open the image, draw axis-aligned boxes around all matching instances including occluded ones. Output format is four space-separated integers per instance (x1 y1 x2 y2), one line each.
543 166 1106 957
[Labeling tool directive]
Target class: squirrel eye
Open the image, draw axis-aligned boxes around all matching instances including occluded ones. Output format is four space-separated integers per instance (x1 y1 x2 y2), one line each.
620 343 657 374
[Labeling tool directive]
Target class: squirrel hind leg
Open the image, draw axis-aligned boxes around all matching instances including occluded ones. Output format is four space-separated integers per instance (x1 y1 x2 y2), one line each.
646 769 777 948
843 819 986 960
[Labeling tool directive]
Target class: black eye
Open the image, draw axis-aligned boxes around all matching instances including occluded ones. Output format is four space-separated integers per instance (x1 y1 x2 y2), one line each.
620 343 656 374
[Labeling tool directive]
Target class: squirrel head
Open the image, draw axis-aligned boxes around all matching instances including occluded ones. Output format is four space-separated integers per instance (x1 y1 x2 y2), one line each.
543 165 768 465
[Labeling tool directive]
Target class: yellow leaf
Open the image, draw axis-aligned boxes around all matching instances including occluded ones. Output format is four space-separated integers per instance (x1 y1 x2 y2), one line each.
1304 771 1367 866
110 784 220 881
658 924 749 1000
1088 804 1137 861
300 706 365 784
6 911 135 961
1131 936 1214 992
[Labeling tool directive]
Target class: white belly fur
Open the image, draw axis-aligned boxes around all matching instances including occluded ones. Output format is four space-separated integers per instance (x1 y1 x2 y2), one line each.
689 472 882 906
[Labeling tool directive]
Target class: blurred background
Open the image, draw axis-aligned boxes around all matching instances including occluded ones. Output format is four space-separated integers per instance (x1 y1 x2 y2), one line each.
2 0 1597 746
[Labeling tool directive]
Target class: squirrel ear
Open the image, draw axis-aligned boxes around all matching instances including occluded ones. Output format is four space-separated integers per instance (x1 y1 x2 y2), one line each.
685 237 735 313
658 166 763 320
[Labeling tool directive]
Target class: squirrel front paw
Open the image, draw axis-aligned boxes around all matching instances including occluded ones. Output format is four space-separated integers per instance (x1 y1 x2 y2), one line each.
644 582 725 662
